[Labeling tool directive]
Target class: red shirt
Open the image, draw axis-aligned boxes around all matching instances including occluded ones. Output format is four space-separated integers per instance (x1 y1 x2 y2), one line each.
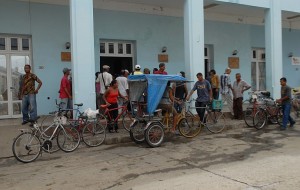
154 70 168 75
59 75 71 98
106 89 119 104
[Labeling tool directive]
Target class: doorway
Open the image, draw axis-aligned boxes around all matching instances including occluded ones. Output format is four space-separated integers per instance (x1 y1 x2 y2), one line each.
100 57 133 78
251 48 266 91
0 36 31 118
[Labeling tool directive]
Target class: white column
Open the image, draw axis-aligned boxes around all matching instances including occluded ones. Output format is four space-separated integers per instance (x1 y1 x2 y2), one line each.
184 0 204 81
70 0 96 110
265 1 282 98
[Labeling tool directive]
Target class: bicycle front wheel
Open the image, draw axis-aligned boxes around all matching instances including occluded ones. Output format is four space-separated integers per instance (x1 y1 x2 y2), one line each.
253 109 267 130
57 126 80 152
121 111 134 132
244 108 257 127
82 118 106 147
206 111 226 133
178 112 201 138
12 132 41 163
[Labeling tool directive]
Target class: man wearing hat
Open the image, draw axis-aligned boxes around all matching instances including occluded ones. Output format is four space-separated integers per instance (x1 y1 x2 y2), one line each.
59 68 72 110
133 65 143 75
96 65 113 105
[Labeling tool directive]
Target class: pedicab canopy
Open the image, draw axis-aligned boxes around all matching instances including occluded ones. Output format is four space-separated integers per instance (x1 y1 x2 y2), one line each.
128 74 186 114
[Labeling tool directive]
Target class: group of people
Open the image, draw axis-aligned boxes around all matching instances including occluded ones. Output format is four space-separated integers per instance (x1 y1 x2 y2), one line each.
19 63 295 131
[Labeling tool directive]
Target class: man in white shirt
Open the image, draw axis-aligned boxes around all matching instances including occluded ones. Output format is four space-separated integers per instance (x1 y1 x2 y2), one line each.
116 70 129 111
232 73 251 119
220 68 233 116
96 65 113 105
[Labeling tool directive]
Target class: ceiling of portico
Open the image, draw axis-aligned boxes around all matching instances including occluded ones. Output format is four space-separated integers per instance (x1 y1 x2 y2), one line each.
18 0 300 29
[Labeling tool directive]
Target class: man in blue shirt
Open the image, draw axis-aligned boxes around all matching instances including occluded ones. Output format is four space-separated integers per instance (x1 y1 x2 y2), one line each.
186 73 212 122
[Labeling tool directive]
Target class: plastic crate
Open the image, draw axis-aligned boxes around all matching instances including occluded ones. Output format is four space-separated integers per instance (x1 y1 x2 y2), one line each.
212 100 223 110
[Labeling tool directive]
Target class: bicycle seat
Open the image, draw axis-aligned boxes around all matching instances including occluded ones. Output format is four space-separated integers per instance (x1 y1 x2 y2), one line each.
100 105 108 109
74 103 83 107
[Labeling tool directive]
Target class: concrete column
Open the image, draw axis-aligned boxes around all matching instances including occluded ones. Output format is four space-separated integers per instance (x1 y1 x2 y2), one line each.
70 0 96 111
184 0 204 82
265 1 282 98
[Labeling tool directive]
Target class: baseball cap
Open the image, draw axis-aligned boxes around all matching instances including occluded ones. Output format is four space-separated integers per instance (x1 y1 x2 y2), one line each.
124 69 129 73
103 65 110 69
63 68 71 73
135 65 141 69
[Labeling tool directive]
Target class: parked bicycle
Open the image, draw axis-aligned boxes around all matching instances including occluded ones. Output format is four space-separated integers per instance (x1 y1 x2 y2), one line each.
12 114 80 163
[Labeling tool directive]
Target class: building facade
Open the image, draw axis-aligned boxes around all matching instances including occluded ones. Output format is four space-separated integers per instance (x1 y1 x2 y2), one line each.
0 0 300 118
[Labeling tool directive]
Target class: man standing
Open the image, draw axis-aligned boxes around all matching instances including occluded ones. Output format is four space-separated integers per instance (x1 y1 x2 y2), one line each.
154 63 168 75
186 73 212 122
232 73 251 119
96 65 113 105
220 68 233 116
116 70 129 109
19 64 42 124
210 69 220 100
276 77 296 130
59 68 72 110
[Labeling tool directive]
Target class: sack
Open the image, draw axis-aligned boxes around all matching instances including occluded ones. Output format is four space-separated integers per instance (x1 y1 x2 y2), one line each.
84 108 99 119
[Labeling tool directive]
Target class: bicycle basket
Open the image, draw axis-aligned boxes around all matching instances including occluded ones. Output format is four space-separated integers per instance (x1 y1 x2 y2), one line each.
212 100 223 110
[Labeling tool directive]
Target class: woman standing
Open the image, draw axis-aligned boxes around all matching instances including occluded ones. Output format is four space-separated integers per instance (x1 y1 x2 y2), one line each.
103 80 127 133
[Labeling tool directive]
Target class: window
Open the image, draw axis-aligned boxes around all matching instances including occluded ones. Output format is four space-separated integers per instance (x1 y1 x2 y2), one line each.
11 38 18 51
100 43 105 53
126 44 131 54
108 43 114 54
0 38 5 50
118 43 123 54
100 41 134 57
22 39 29 51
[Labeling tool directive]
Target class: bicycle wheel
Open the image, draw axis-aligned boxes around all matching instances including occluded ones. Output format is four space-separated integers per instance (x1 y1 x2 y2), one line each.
276 108 283 127
253 109 267 130
129 119 146 144
145 122 164 148
206 111 226 133
57 126 80 152
178 112 201 138
82 118 106 147
244 108 257 127
12 132 41 163
121 111 134 132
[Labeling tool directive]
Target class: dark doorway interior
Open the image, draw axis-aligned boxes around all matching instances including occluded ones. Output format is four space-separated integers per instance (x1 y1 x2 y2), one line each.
100 57 133 78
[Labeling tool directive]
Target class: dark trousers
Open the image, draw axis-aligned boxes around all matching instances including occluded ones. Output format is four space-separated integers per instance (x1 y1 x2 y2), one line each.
233 97 243 119
108 103 118 130
212 88 219 100
195 101 208 122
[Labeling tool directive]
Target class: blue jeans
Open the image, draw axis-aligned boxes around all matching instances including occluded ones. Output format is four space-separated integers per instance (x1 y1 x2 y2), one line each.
282 103 295 128
22 94 37 122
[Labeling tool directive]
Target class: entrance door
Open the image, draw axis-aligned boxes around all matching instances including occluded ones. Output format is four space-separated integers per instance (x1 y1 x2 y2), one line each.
251 49 266 91
0 36 31 118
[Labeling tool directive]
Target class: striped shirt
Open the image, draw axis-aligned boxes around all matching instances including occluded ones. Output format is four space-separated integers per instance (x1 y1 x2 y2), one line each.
220 73 231 94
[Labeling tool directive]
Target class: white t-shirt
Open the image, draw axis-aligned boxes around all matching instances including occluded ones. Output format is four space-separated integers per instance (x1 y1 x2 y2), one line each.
116 76 128 97
96 72 112 94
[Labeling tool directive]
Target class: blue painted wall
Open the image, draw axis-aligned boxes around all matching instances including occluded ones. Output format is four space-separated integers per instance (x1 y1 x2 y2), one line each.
1 0 300 114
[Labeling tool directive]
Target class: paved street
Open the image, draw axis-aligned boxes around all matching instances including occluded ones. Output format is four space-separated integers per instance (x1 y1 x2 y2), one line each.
0 121 300 190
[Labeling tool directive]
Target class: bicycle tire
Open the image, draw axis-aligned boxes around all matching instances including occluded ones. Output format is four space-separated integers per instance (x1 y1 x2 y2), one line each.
206 111 226 133
12 132 41 163
253 109 267 130
57 126 80 152
145 122 164 148
82 117 106 147
244 108 257 127
129 119 146 144
276 108 283 127
121 111 134 132
178 112 201 138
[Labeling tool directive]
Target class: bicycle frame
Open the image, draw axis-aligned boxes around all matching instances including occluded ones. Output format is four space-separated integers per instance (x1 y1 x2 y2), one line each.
103 104 128 124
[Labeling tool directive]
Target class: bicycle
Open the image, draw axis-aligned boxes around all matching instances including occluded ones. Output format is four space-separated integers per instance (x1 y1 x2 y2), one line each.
252 100 283 130
99 99 134 132
12 114 80 163
179 99 226 134
42 101 107 148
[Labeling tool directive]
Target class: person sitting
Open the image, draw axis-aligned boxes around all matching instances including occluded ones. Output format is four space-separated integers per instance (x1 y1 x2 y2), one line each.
133 65 143 75
157 82 180 131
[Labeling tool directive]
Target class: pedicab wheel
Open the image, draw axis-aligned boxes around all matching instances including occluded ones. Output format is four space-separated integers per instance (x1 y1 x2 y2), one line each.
129 119 146 144
12 132 41 163
178 113 201 138
253 109 267 130
144 122 164 148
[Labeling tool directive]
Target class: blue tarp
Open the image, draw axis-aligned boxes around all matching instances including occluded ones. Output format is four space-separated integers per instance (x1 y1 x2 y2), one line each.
128 74 186 114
